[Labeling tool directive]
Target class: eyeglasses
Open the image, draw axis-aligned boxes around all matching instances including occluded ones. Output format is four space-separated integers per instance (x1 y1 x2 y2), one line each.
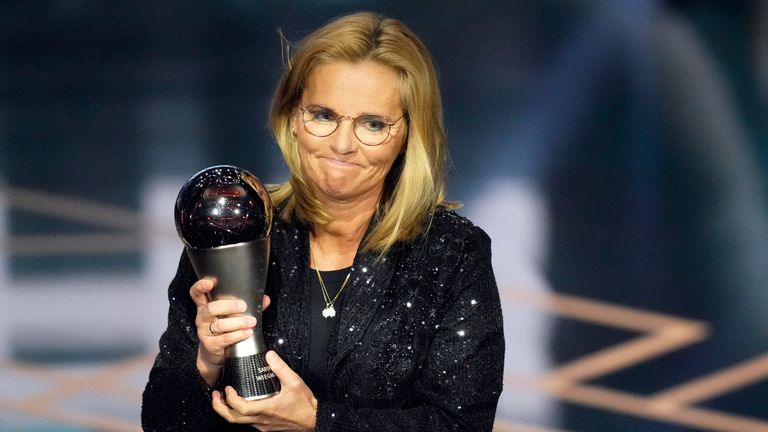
299 104 405 146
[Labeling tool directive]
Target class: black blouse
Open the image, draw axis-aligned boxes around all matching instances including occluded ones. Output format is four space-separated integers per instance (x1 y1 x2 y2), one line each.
307 266 352 400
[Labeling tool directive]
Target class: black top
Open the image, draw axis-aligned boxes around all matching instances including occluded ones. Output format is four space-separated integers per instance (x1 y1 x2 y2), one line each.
142 208 504 431
307 266 351 400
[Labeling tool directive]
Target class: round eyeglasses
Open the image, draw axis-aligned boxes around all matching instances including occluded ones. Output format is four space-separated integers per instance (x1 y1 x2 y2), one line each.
299 104 406 146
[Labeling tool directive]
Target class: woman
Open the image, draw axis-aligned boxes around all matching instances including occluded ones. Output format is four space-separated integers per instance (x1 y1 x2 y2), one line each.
142 12 504 431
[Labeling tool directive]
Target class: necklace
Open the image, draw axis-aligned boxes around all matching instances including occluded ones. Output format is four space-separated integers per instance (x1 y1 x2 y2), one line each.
310 247 352 319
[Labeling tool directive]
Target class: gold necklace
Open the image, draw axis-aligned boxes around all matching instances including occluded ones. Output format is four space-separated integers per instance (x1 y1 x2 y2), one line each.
310 246 352 319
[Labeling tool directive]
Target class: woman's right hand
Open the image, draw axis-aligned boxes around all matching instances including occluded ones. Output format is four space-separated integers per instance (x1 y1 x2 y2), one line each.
189 278 270 386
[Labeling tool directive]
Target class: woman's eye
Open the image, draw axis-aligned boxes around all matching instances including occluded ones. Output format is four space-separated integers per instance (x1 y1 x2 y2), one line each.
310 108 336 123
360 117 386 132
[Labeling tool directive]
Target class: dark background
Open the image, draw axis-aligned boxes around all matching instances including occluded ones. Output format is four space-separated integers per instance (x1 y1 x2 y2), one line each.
1 1 767 430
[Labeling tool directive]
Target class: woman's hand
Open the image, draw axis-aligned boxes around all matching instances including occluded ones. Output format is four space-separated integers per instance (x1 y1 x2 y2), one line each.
212 351 318 432
189 278 270 386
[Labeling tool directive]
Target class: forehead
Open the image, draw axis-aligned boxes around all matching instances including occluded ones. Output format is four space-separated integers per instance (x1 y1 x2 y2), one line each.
303 61 402 115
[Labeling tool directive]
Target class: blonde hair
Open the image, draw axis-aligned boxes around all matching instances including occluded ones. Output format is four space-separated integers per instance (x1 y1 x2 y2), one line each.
269 12 456 254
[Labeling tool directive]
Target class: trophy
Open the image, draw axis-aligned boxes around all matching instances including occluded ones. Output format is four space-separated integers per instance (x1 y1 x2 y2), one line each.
174 165 280 400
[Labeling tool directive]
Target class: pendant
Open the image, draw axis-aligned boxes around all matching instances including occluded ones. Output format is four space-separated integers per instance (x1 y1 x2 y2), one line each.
322 306 336 318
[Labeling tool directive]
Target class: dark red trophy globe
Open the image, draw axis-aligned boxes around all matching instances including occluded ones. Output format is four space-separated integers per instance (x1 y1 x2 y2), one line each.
175 165 280 399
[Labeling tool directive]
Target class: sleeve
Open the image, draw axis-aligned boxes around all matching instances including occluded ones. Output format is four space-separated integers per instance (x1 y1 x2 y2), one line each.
141 251 235 431
315 226 505 431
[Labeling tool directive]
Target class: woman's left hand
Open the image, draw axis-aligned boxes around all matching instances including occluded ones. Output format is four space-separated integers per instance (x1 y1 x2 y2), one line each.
212 350 318 432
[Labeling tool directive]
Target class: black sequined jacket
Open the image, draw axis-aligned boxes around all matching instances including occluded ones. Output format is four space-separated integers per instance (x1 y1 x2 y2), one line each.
142 208 504 431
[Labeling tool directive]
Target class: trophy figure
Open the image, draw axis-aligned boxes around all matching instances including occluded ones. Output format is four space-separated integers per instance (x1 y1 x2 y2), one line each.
174 165 280 400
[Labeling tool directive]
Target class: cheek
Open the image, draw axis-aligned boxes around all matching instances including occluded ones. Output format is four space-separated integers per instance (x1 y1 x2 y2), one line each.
296 135 319 160
365 147 402 177
380 136 406 167
295 136 329 182
294 138 315 174
388 135 407 162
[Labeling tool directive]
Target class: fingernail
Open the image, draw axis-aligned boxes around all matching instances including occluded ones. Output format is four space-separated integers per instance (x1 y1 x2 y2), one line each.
247 316 256 326
245 329 253 336
238 301 247 311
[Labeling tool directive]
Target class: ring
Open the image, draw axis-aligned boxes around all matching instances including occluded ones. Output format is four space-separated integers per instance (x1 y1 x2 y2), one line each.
208 320 218 336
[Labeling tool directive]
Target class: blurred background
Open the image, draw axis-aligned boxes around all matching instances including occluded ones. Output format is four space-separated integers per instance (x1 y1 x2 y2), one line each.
1 0 767 431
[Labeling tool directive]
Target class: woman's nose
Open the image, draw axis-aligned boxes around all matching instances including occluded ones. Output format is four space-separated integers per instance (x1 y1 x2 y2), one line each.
329 118 358 154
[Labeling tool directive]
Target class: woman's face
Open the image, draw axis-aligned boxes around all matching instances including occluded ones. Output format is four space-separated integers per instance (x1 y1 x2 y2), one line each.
292 61 406 205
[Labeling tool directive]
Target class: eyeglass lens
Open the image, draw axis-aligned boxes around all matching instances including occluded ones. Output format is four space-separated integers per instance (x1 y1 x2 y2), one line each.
301 105 393 146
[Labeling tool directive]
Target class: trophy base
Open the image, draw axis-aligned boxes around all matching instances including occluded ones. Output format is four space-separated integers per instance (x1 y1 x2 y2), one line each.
222 352 281 400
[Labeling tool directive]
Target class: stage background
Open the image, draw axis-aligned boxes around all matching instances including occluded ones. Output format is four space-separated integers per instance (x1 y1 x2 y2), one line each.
1 1 767 431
